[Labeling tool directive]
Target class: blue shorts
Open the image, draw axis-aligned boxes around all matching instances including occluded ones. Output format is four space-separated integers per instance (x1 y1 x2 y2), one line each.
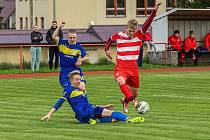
59 68 85 87
75 105 104 123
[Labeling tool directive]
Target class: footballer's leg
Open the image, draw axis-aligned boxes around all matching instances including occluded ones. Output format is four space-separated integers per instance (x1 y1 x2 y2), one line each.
130 87 139 109
102 108 144 124
126 72 140 109
114 69 134 113
102 108 128 123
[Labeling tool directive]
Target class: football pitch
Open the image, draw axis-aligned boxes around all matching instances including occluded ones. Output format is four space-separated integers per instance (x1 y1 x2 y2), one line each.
0 71 210 140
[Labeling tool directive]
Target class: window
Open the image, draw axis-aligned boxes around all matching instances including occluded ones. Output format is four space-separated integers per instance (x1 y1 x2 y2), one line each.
41 17 44 29
25 17 28 29
106 0 126 17
20 17 23 29
136 0 156 16
35 17 38 26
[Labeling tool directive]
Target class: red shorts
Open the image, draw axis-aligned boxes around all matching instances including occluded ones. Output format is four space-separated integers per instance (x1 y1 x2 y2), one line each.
114 67 139 88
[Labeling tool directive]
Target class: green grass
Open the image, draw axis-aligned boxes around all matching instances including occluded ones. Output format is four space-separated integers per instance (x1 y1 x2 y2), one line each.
0 71 210 140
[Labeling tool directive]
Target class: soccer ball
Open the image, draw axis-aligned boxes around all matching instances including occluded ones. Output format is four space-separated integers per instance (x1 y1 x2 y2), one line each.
136 101 150 114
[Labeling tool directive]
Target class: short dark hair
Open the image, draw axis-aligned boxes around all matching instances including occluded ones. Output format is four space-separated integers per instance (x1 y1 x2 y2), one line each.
68 70 80 81
189 31 194 35
52 21 57 24
174 30 180 34
68 29 77 34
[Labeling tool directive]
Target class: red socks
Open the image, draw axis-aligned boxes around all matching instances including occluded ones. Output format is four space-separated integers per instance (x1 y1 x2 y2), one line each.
120 84 134 102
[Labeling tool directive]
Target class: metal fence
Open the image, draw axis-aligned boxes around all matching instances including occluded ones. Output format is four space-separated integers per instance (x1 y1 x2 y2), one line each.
0 43 171 70
2 42 208 70
0 44 53 70
0 43 109 70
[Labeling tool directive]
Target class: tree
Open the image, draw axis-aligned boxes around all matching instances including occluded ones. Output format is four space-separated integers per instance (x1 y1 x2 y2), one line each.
176 0 192 8
190 0 210 8
171 0 210 8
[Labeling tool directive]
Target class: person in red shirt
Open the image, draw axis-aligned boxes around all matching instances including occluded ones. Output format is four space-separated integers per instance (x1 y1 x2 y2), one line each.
143 31 156 52
104 3 161 113
204 31 210 51
168 30 182 51
168 30 185 65
184 31 199 66
137 31 156 68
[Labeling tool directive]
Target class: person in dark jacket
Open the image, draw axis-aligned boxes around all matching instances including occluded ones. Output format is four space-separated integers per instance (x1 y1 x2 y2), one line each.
46 21 63 71
30 25 43 72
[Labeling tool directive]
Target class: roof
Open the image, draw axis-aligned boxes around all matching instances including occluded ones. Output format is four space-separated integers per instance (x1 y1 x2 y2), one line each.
87 25 127 42
0 24 148 45
87 24 144 42
0 0 15 23
0 29 101 44
0 25 122 45
155 8 210 20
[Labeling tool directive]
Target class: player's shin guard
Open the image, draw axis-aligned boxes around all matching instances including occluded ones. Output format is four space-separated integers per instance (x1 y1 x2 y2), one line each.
111 112 128 122
96 117 113 123
120 84 134 102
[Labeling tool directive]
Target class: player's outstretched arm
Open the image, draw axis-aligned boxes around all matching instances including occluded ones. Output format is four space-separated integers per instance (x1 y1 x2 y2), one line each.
141 3 161 34
40 98 65 122
52 22 65 44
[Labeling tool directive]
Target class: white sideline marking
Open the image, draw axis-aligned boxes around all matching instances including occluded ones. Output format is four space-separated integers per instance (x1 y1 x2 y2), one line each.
152 95 210 100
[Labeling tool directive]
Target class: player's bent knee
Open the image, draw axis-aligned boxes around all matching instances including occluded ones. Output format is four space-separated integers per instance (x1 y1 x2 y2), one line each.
116 76 126 86
102 108 113 117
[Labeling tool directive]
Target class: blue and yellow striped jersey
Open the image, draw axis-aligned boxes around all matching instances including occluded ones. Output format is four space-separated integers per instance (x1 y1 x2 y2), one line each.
58 39 87 70
53 85 91 117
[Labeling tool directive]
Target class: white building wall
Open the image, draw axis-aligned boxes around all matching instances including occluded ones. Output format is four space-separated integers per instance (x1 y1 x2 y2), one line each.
152 16 168 51
16 0 30 29
33 0 49 29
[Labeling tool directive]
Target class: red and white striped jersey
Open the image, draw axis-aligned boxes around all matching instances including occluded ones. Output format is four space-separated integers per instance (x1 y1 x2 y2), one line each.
111 31 143 67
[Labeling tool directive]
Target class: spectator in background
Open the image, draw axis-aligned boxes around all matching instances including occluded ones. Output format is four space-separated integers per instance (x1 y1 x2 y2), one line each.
46 21 63 71
168 30 182 51
204 31 210 51
168 30 185 65
137 45 144 67
30 25 43 72
143 31 156 52
184 31 199 66
137 31 156 68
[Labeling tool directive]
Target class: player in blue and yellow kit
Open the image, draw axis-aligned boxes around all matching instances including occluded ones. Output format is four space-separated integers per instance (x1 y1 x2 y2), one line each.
52 22 89 90
41 71 144 124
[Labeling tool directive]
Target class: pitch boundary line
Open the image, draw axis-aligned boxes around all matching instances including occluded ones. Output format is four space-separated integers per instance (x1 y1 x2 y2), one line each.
0 67 210 79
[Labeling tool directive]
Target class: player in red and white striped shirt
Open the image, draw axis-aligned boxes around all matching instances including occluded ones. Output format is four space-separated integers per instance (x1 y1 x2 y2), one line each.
104 3 161 113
